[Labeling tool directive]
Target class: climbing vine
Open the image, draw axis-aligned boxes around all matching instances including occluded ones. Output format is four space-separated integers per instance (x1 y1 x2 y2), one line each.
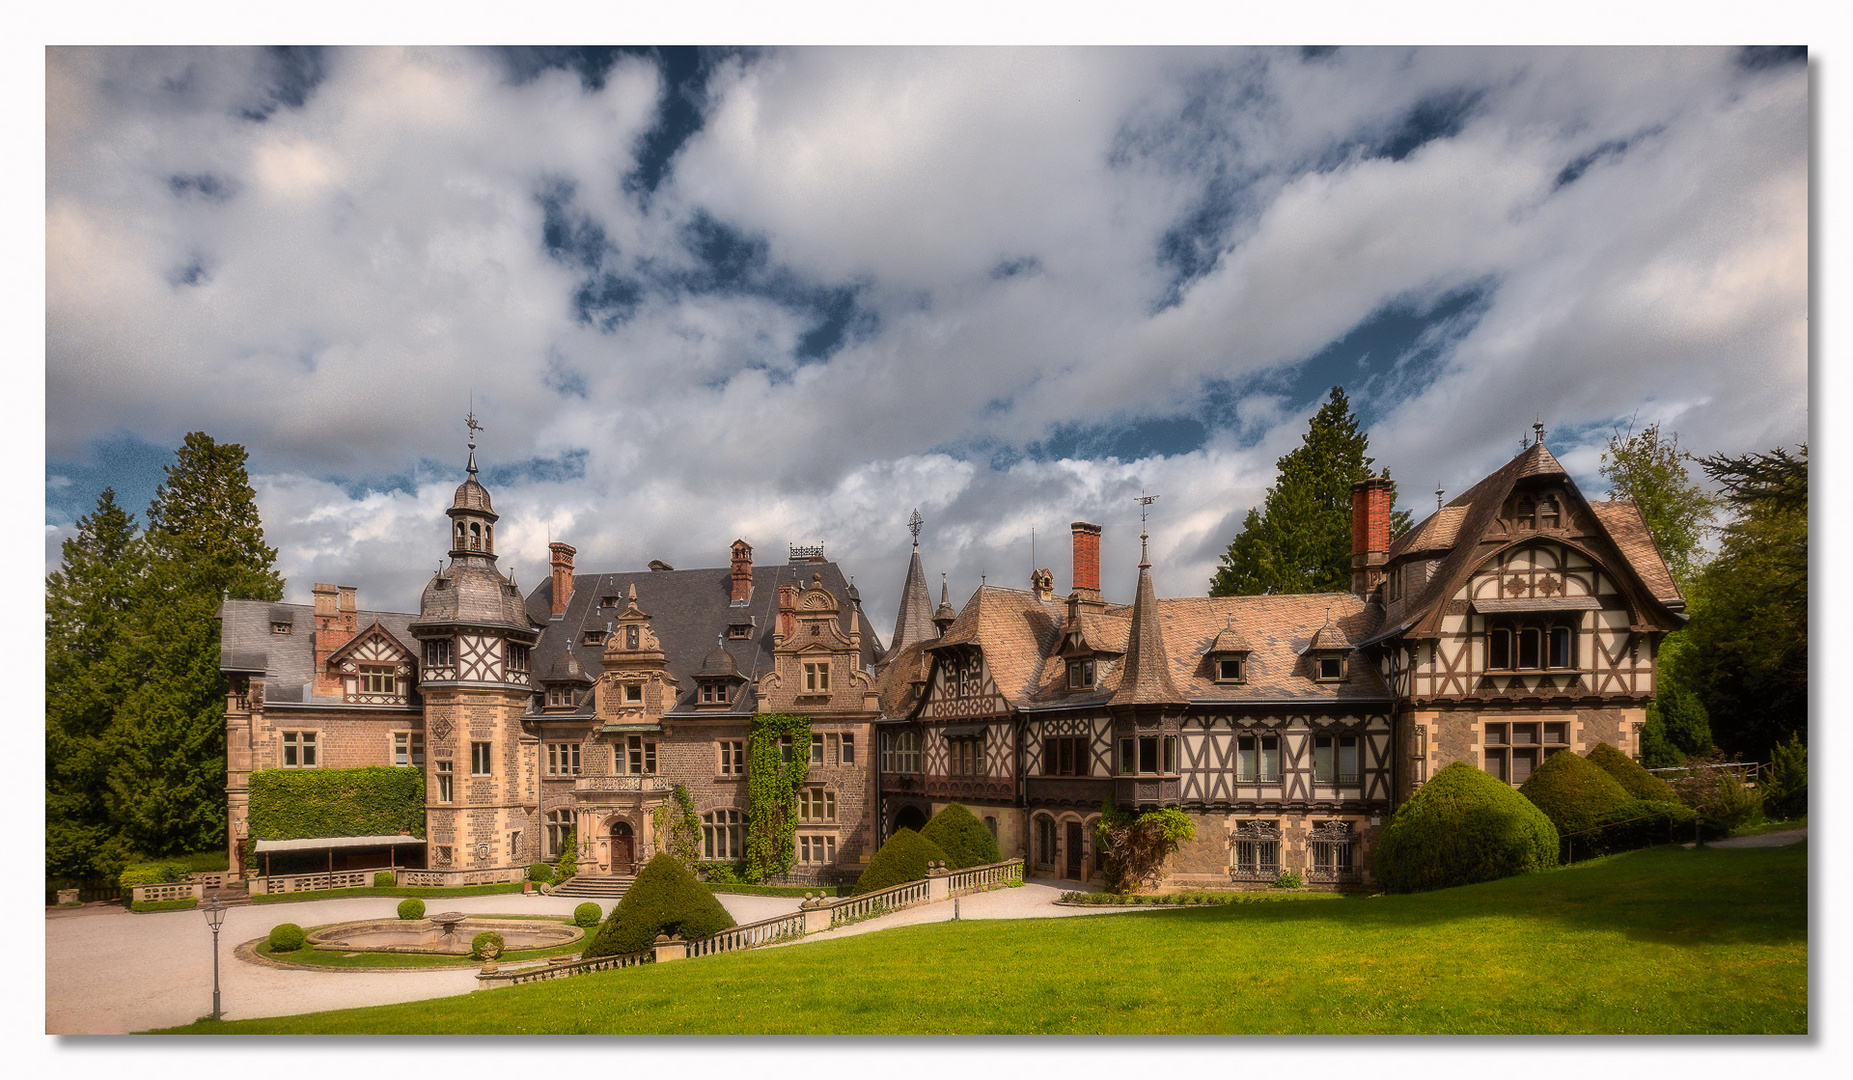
1094 796 1195 893
744 713 811 882
651 784 703 871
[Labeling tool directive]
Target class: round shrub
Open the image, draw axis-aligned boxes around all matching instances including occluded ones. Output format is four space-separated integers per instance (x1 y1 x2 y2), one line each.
1274 871 1302 890
397 897 426 920
852 827 949 896
1518 749 1632 839
268 923 306 952
471 931 505 960
1585 742 1680 803
527 862 555 883
373 871 396 888
919 802 1002 869
1586 799 1697 856
582 852 737 959
1376 761 1559 893
1760 735 1807 821
573 902 602 927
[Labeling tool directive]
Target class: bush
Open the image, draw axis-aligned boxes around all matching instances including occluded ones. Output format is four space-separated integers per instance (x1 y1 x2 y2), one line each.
397 897 425 920
527 863 554 884
1376 762 1559 893
1584 799 1698 856
1274 871 1302 890
374 871 396 888
852 828 949 896
118 862 189 890
268 923 306 952
582 852 737 959
919 803 1002 869
471 931 505 960
1760 735 1807 821
1584 742 1680 803
1668 754 1764 832
573 902 602 927
1518 750 1632 838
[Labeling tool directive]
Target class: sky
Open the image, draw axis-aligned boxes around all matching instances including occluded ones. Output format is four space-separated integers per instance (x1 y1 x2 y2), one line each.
44 44 1810 642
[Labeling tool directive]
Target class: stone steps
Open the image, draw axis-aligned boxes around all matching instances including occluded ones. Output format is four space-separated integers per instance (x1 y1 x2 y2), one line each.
550 875 634 900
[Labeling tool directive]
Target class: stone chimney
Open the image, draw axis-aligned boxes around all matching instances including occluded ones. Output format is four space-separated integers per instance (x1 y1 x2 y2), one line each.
1350 478 1395 599
338 586 357 630
776 583 799 644
1069 521 1106 614
730 539 754 604
549 543 576 618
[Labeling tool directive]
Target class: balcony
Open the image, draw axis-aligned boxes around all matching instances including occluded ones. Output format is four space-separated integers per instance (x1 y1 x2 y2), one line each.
1113 776 1180 806
574 775 669 793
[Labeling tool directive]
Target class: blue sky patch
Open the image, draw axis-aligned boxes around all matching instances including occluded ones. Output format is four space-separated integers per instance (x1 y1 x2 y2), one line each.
46 432 177 529
239 46 326 122
1736 46 1805 72
1367 88 1484 163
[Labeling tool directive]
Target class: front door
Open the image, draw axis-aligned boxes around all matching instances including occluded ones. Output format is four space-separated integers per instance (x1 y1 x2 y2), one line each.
1065 820 1084 879
611 821 635 874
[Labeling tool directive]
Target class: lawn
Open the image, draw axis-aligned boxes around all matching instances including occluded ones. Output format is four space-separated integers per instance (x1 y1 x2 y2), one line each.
154 842 1806 1035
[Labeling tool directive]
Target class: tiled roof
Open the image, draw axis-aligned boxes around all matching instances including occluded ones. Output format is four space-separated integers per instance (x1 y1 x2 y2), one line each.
525 559 884 718
1388 504 1466 558
413 562 532 631
887 547 936 659
1107 562 1186 707
873 638 935 718
217 599 419 705
1588 500 1684 609
929 586 1067 707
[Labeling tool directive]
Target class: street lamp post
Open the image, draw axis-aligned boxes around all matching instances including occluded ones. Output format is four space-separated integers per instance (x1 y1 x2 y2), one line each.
202 894 226 1022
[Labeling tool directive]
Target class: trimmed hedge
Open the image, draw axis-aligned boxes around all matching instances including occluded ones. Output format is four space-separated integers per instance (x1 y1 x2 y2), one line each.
374 872 396 888
573 902 603 928
1519 750 1632 838
397 898 426 920
1585 742 1680 803
269 923 306 952
118 862 189 891
852 828 949 896
582 852 738 959
247 766 425 842
1375 762 1559 893
1585 799 1698 856
471 931 505 960
129 898 199 913
527 863 555 883
919 803 1001 870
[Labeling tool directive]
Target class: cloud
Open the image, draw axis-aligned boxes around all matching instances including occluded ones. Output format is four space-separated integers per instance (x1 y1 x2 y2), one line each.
46 46 1806 636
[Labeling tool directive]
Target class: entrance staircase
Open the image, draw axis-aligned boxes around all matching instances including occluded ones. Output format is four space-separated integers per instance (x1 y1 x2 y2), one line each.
551 874 634 902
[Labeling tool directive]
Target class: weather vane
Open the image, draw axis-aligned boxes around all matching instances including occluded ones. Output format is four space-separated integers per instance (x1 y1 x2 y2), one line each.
1136 491 1159 563
908 509 923 547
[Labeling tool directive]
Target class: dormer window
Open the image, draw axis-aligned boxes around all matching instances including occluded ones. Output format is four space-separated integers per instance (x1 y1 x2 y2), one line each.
582 630 606 647
271 621 292 634
728 623 752 640
1316 655 1346 682
601 595 620 609
1066 659 1096 689
1214 656 1246 683
698 683 730 705
546 686 578 709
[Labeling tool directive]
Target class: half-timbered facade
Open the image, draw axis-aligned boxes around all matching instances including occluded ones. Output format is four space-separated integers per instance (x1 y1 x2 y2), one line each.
874 429 1683 892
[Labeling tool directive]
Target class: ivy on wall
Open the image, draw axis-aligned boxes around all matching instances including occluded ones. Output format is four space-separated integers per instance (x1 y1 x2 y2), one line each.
652 783 702 871
247 767 426 843
744 713 811 882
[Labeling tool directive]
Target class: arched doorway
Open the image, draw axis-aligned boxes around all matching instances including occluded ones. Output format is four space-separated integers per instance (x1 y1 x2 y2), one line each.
610 820 635 874
894 804 928 835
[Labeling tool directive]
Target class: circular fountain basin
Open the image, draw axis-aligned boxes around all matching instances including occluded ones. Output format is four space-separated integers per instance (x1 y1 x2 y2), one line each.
306 916 583 956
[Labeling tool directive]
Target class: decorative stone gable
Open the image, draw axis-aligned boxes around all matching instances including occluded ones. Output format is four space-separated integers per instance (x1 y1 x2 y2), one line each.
597 585 678 722
761 574 877 713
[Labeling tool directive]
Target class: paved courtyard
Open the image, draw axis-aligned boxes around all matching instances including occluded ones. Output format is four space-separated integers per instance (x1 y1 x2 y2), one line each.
45 879 1101 1034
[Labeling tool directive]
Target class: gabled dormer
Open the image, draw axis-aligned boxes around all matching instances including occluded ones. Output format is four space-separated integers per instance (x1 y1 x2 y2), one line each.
597 585 678 722
764 574 878 712
1302 610 1353 683
1205 615 1253 684
325 621 418 705
539 648 593 712
694 638 747 709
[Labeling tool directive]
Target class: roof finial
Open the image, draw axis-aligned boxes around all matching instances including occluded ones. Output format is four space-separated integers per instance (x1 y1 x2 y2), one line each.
1436 482 1445 511
465 399 485 478
1533 416 1545 446
1135 491 1159 567
908 509 922 549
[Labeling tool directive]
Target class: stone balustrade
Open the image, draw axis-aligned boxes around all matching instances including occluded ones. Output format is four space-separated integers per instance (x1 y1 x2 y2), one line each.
130 881 204 905
686 911 808 957
477 948 653 988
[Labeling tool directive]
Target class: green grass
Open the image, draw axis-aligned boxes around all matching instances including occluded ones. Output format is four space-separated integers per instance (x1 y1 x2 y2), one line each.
153 843 1806 1035
253 936 582 971
1733 815 1806 837
252 882 523 904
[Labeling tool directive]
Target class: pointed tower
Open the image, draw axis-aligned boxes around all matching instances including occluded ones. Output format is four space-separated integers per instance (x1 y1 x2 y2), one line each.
1109 525 1185 708
932 575 958 635
887 509 937 659
1109 501 1185 810
410 412 542 877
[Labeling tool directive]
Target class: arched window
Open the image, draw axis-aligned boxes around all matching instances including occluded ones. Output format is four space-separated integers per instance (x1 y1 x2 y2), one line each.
1034 815 1058 866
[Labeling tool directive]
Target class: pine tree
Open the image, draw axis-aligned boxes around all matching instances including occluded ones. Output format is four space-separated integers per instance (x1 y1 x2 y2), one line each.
1684 446 1807 760
103 434 284 857
1209 387 1410 596
46 489 142 878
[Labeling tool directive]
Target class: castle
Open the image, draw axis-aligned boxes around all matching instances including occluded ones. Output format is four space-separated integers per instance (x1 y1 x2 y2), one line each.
220 421 1683 890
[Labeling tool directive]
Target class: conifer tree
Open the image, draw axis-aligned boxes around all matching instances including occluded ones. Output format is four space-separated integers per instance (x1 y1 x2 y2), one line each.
103 434 284 856
1210 387 1409 596
45 489 142 877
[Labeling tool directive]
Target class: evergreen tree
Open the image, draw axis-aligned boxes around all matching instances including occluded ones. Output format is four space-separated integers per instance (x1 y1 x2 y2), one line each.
1210 387 1410 596
45 489 142 878
1684 446 1807 760
103 434 283 856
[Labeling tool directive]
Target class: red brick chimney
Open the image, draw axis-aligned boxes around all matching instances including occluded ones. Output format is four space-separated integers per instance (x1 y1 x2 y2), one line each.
1350 478 1395 599
312 583 359 696
730 539 753 603
1069 521 1105 615
549 542 577 618
777 583 799 643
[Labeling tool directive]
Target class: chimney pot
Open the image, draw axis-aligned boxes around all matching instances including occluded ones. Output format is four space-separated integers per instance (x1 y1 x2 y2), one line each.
1069 522 1104 612
1350 478 1395 599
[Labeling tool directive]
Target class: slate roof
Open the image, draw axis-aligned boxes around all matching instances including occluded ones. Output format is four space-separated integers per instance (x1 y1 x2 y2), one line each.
1107 561 1186 707
217 599 419 705
525 560 884 718
887 546 936 659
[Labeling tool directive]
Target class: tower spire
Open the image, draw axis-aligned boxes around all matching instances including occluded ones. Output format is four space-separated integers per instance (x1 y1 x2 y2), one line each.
465 405 485 478
1135 492 1159 567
